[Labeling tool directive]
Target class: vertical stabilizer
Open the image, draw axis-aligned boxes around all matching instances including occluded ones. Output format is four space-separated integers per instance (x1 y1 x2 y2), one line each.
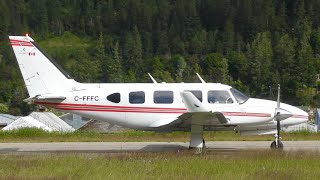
9 35 75 97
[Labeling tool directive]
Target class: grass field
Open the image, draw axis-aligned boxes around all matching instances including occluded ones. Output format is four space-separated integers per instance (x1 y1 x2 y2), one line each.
0 128 319 142
1 129 320 179
1 151 320 179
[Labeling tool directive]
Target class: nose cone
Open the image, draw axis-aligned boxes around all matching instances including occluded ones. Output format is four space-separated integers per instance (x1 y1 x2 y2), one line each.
244 98 309 125
289 106 309 124
275 103 309 125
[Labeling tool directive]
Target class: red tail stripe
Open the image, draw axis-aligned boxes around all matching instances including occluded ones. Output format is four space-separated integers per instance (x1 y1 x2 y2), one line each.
10 39 30 43
10 44 34 47
10 42 34 47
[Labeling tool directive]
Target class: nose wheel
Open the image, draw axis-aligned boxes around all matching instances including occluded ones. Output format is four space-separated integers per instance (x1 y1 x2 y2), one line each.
271 141 283 149
270 134 283 149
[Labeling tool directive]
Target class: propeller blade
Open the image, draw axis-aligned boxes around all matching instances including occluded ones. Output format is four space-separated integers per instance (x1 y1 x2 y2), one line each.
277 84 280 109
275 84 282 148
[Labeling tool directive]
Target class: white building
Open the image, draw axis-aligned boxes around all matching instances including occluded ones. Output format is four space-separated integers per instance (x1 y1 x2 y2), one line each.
3 112 74 132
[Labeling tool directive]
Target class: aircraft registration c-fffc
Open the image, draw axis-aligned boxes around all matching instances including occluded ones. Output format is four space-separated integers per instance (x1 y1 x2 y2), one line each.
9 35 308 152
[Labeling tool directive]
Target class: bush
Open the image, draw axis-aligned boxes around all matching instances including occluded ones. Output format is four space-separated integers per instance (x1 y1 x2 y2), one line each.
0 104 9 114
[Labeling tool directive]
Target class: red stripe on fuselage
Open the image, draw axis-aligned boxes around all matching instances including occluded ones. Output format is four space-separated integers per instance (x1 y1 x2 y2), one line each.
292 115 309 119
35 101 187 111
35 101 275 117
37 102 187 114
223 112 271 117
55 107 184 113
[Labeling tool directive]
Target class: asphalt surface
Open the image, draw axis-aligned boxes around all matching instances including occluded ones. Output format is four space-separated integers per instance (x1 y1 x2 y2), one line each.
1 141 320 154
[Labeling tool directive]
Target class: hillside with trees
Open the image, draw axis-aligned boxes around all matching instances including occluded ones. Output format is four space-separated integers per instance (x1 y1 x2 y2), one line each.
0 0 319 115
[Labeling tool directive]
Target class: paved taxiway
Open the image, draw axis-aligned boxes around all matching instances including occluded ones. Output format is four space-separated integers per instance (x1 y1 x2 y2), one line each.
1 141 320 153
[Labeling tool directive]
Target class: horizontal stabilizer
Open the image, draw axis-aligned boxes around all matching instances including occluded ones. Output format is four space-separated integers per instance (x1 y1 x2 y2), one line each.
24 95 66 103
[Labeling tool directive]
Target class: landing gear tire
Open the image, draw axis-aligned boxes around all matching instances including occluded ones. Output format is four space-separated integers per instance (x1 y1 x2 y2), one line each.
203 139 206 149
270 141 283 149
189 147 203 154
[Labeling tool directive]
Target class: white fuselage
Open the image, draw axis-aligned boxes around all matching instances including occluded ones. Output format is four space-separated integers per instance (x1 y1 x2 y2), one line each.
35 82 308 132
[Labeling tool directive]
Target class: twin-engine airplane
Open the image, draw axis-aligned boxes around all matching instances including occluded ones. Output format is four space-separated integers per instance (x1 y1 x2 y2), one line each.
9 35 308 152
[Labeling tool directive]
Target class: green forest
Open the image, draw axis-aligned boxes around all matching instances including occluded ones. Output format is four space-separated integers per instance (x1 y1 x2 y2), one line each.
0 0 320 115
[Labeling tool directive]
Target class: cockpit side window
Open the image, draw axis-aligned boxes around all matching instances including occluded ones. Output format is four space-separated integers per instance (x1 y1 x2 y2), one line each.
208 90 233 104
230 88 249 104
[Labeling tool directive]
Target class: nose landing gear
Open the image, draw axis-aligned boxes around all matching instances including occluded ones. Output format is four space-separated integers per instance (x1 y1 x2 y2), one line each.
270 133 283 149
270 84 284 150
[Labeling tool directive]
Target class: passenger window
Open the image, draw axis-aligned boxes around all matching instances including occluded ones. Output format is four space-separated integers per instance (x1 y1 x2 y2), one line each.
107 93 120 103
208 91 233 104
184 90 202 102
129 91 145 104
154 91 173 104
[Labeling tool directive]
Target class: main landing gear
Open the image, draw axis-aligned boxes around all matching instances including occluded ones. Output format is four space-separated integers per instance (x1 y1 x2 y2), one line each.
189 125 206 153
189 138 206 154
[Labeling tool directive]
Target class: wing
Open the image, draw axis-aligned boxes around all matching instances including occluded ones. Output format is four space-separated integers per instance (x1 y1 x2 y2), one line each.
152 92 229 130
179 91 228 125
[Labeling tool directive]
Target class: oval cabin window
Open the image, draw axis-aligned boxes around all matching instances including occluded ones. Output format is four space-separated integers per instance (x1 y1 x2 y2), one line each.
107 93 121 103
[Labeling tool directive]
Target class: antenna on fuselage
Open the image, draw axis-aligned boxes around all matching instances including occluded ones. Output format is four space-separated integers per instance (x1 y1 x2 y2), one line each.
196 73 206 83
148 73 158 83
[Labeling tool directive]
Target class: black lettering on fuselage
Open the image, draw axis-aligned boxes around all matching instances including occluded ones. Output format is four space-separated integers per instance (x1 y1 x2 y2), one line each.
74 96 99 101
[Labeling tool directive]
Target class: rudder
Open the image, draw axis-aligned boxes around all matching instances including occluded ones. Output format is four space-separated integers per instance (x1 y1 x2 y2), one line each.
9 35 75 97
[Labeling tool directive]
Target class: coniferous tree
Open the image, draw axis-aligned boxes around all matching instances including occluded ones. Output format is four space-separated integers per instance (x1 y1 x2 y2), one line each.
202 53 228 83
274 34 296 102
2 0 320 114
247 32 273 95
108 42 124 83
296 20 316 87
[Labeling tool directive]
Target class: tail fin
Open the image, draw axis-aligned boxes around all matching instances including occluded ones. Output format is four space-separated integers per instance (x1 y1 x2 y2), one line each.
9 35 75 97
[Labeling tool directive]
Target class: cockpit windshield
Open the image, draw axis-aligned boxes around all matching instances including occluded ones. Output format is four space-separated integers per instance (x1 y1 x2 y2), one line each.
230 88 249 104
